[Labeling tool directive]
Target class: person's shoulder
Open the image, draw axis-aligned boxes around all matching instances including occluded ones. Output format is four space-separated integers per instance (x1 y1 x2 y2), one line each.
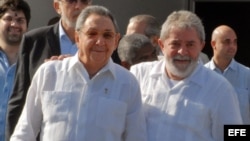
233 61 250 79
130 60 161 80
25 24 58 37
204 60 212 67
132 60 159 70
111 63 140 82
113 63 133 76
31 58 72 83
200 64 230 84
235 61 250 70
38 57 72 72
39 60 61 71
199 52 209 64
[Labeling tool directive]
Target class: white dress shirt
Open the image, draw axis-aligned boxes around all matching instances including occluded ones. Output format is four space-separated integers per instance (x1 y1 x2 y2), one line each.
10 53 146 141
205 59 250 124
130 59 242 141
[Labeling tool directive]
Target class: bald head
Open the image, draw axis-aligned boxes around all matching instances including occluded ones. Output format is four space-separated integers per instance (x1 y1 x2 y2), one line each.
126 14 162 55
126 14 160 37
211 25 236 41
210 25 238 68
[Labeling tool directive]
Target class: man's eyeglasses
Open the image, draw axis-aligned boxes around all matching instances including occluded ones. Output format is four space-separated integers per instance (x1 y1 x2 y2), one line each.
59 0 91 4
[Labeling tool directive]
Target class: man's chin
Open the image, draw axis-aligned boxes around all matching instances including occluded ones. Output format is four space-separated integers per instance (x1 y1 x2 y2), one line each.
171 64 196 78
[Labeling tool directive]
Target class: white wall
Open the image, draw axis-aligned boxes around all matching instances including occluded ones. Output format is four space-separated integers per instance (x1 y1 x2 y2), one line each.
26 0 187 33
26 0 57 31
92 0 187 35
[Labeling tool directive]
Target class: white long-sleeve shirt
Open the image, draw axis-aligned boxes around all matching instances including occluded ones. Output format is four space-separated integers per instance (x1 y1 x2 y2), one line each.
11 53 147 141
205 59 250 124
130 60 242 141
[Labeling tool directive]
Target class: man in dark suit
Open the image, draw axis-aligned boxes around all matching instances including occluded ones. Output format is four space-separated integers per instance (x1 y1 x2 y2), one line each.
5 0 92 140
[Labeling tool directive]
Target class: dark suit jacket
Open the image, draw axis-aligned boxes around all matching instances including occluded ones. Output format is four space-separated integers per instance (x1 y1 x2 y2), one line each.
6 23 61 141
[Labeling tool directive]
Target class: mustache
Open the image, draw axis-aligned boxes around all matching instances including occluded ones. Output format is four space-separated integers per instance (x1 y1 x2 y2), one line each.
93 46 106 52
173 55 191 61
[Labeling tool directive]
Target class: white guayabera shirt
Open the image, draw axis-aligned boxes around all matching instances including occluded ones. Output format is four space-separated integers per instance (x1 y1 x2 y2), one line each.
11 53 147 141
130 59 242 141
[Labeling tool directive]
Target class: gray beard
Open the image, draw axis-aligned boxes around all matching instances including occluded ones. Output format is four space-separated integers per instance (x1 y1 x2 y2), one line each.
165 58 198 79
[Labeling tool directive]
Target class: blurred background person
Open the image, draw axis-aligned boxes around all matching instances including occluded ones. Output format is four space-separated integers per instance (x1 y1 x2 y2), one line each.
126 14 209 63
205 25 250 124
0 0 30 140
199 51 209 64
126 14 162 57
117 33 158 70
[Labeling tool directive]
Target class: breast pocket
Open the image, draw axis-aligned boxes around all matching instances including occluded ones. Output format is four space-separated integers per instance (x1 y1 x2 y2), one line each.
178 100 209 129
42 91 72 122
41 91 75 140
95 97 127 135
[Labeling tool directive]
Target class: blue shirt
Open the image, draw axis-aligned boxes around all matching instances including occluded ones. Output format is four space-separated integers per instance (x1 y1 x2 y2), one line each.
59 20 78 55
0 50 16 141
205 59 250 124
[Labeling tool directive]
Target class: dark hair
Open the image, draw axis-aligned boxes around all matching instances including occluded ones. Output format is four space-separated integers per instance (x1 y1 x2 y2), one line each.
0 0 31 26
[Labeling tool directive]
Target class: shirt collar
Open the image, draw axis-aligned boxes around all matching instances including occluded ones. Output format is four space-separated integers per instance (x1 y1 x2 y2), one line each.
186 63 205 87
59 20 70 41
227 59 237 71
149 59 203 87
209 59 217 70
68 53 116 80
0 49 11 66
210 58 236 72
149 59 165 77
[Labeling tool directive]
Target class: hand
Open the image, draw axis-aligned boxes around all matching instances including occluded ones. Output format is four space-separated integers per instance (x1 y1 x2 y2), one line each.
44 54 71 62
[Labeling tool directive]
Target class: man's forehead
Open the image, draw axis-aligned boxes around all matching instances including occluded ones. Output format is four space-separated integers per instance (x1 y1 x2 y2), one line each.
127 22 146 34
3 9 25 17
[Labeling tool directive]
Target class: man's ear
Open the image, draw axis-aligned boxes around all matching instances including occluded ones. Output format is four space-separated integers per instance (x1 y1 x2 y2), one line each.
54 1 61 15
158 38 164 51
75 31 80 48
211 40 216 49
151 35 160 47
